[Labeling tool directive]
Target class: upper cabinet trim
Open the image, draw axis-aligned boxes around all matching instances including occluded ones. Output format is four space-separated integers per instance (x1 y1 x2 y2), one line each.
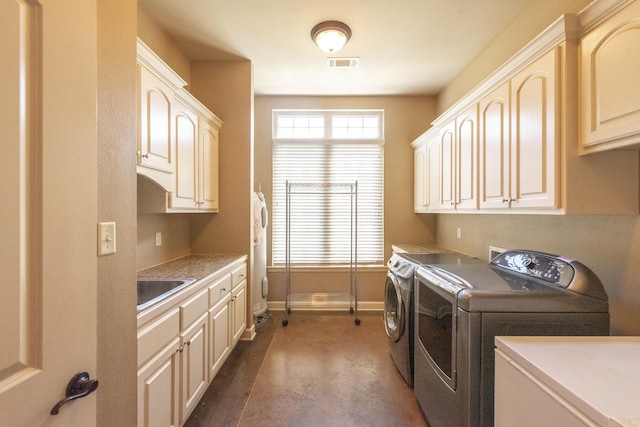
433 14 578 128
137 38 187 91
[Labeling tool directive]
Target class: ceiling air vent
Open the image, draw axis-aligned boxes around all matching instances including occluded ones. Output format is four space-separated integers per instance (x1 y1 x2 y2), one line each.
327 57 359 68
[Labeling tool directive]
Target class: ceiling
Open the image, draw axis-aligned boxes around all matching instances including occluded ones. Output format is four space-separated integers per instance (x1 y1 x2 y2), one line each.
138 0 530 96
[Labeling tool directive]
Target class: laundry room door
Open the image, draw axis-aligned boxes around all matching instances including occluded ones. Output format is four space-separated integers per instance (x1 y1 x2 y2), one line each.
0 1 98 425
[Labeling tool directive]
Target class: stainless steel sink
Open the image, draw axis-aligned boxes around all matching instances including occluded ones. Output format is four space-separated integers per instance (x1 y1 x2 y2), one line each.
137 278 196 311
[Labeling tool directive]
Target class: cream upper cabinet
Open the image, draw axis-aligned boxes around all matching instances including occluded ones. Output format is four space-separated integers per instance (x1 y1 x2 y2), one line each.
426 139 441 211
137 38 223 213
479 82 511 210
412 8 638 216
413 142 428 212
509 48 559 210
138 65 174 177
170 98 199 210
438 121 456 210
168 94 222 212
580 0 640 153
198 119 220 211
455 105 479 210
426 105 478 211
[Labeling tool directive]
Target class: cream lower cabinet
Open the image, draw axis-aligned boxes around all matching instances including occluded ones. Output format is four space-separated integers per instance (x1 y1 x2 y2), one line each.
208 272 232 379
179 289 209 424
580 0 640 153
137 308 181 427
230 264 248 346
138 260 248 427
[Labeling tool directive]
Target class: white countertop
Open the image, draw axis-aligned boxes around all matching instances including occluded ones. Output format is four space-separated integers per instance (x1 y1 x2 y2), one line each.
495 336 640 427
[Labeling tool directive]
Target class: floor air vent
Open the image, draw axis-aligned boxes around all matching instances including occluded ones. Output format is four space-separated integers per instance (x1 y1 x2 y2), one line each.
327 57 359 68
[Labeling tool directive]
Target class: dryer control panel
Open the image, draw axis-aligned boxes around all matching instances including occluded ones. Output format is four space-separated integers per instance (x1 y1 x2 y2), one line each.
491 250 575 288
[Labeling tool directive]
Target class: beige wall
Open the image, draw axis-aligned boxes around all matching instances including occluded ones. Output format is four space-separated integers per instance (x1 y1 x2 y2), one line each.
97 0 138 425
434 0 640 335
436 213 640 335
254 96 438 303
438 0 592 114
137 4 191 86
188 60 254 257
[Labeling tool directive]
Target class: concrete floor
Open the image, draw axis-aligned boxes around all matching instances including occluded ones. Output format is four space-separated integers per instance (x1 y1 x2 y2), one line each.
184 311 427 427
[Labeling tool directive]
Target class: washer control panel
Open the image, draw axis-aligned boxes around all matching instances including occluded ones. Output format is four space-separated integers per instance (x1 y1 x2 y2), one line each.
491 250 575 288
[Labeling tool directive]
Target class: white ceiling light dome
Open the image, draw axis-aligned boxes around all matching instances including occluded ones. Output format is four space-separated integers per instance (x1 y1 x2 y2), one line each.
311 21 352 54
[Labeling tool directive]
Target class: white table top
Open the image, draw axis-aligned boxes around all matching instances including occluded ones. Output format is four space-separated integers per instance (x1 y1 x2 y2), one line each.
495 336 640 427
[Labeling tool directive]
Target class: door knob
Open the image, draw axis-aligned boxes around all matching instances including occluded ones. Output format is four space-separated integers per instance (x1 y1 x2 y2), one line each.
50 371 99 415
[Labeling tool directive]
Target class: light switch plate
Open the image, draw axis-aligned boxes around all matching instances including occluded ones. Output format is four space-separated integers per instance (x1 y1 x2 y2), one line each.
98 222 116 256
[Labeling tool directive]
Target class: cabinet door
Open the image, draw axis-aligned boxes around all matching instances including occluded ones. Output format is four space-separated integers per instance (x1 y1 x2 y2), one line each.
455 105 478 210
198 119 219 212
138 336 180 427
231 282 247 346
439 122 456 210
413 143 427 212
180 313 209 424
209 298 231 379
510 48 558 209
138 65 174 175
581 1 640 152
426 140 441 210
479 83 510 210
169 98 199 210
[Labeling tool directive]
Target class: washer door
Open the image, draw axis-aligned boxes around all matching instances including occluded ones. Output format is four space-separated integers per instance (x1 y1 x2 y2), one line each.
384 273 405 342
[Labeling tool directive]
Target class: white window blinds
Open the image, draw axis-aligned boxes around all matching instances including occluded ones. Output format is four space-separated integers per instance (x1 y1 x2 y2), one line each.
272 110 384 265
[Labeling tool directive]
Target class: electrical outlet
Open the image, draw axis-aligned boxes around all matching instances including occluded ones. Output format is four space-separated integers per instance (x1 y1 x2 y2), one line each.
155 232 162 246
457 227 462 239
98 222 116 256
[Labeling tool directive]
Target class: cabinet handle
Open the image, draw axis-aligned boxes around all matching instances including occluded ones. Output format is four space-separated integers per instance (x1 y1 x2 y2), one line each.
502 198 509 203
177 346 184 353
221 288 226 292
186 340 191 346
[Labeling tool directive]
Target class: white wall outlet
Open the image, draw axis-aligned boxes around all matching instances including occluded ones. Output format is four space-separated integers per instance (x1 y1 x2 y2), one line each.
489 245 507 260
155 232 162 246
98 222 116 256
457 227 462 239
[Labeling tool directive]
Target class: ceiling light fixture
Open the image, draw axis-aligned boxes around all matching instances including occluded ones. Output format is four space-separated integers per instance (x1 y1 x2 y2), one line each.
311 21 352 54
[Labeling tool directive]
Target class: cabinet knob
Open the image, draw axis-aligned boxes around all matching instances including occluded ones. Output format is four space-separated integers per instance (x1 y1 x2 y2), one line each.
186 340 191 346
502 198 509 203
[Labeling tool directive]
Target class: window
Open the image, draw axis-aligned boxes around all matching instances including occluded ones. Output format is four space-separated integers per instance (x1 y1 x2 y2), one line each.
272 110 384 265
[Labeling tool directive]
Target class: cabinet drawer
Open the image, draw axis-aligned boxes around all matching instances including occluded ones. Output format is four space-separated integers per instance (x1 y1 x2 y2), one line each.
209 274 232 308
231 264 247 287
138 307 180 367
180 288 209 330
